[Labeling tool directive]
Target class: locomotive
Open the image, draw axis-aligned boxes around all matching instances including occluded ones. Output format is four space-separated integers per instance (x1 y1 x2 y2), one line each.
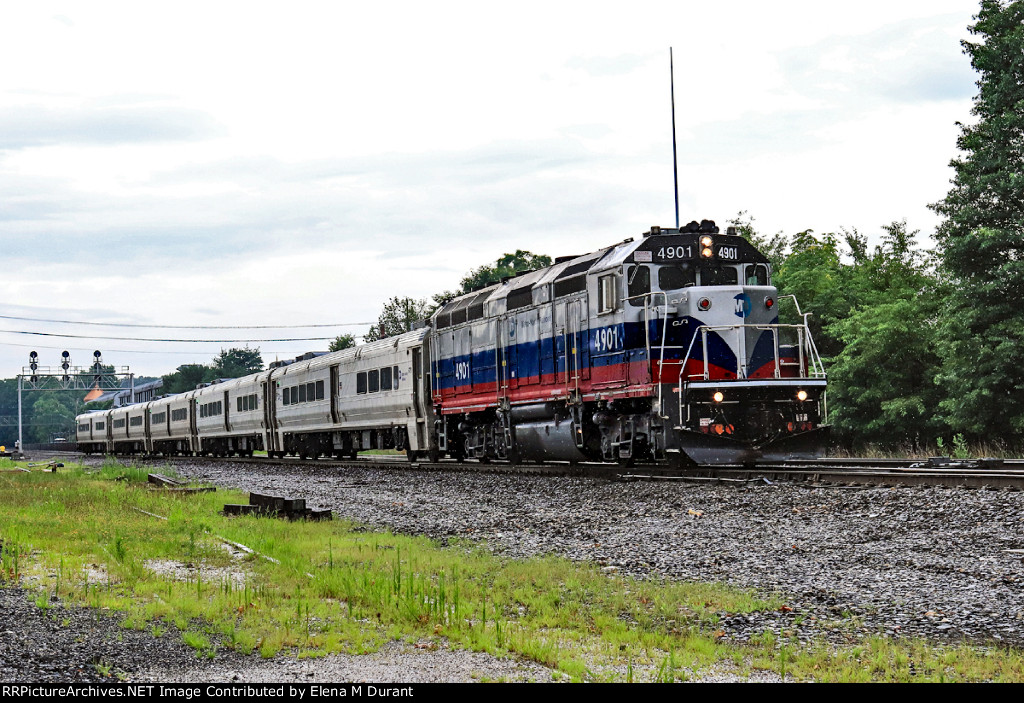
77 220 828 467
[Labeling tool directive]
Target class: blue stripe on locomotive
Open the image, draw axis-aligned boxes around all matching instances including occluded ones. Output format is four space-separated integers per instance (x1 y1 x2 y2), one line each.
433 317 782 391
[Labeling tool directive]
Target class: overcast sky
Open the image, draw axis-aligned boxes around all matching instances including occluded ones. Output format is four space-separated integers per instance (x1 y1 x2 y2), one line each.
0 1 981 380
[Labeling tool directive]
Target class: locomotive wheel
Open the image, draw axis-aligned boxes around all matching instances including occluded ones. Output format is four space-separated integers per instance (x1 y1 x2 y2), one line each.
406 448 418 462
428 447 440 463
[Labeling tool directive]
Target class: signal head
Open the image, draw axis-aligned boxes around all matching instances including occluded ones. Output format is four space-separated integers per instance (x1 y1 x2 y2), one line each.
62 350 70 359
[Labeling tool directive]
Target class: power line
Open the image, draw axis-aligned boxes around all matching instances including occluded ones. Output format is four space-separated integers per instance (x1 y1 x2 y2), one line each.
0 314 371 329
0 329 337 343
0 341 321 356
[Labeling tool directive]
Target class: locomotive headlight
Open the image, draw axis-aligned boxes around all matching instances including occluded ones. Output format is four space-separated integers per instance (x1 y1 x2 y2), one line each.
700 247 714 258
713 391 724 403
700 235 713 248
797 390 808 402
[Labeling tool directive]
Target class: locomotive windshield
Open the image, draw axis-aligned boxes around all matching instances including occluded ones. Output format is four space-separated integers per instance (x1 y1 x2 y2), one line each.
628 260 770 300
630 232 772 294
659 263 696 290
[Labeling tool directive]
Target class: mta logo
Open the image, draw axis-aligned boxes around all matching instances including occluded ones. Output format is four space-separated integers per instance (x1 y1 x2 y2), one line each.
734 293 751 318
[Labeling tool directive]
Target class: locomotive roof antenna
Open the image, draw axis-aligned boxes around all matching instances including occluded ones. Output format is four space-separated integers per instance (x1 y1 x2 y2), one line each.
670 46 680 230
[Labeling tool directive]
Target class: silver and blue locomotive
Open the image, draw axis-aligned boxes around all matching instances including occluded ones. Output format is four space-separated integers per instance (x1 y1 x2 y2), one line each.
429 219 828 466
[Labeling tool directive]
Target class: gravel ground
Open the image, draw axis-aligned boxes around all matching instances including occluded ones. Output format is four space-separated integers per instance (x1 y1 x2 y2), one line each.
168 459 1024 647
0 585 557 683
5 454 1023 681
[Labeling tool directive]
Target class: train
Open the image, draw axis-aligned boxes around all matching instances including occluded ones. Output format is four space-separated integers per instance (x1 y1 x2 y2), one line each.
76 220 828 467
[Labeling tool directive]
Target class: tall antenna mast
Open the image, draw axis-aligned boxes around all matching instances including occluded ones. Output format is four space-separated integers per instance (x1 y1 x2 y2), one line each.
670 47 680 229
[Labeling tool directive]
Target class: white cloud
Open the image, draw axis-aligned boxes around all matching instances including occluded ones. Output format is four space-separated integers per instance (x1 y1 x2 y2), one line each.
0 1 982 377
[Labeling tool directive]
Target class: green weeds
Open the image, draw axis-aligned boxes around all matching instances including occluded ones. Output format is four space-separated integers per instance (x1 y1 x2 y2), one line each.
0 459 1022 681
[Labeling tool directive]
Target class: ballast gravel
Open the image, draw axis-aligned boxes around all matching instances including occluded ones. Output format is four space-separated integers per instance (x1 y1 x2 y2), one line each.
4 454 1023 682
170 459 1024 647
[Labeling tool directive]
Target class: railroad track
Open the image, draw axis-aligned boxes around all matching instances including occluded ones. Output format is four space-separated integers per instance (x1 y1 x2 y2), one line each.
40 450 1024 490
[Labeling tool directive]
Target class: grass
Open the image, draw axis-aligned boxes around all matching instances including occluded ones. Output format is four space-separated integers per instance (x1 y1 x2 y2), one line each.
828 435 1020 460
0 455 1023 681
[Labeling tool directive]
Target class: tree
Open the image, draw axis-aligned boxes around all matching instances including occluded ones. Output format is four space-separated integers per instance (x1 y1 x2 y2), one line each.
29 394 75 443
931 0 1024 438
458 250 552 294
364 296 433 342
328 334 357 352
825 222 944 448
428 249 553 318
729 211 787 270
770 229 853 359
212 347 264 378
161 364 212 395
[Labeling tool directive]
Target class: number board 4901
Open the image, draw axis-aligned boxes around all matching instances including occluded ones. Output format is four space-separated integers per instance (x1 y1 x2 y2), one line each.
647 243 739 261
717 245 739 260
633 235 767 265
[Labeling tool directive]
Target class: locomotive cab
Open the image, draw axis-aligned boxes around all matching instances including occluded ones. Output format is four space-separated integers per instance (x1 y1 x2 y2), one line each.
621 221 828 464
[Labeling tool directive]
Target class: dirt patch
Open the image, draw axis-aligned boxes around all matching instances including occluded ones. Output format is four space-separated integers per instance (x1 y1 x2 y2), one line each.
144 558 250 590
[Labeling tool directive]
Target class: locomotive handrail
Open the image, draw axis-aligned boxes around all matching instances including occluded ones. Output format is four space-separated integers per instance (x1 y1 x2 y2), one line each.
680 323 827 382
629 290 687 412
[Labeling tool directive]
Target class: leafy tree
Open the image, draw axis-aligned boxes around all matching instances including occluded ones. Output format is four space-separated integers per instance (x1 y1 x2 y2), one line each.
931 0 1024 437
161 364 214 395
729 211 787 270
428 249 553 318
0 378 21 447
826 222 944 448
29 394 76 443
770 229 853 359
212 346 263 378
458 250 552 294
328 334 357 352
364 296 433 342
